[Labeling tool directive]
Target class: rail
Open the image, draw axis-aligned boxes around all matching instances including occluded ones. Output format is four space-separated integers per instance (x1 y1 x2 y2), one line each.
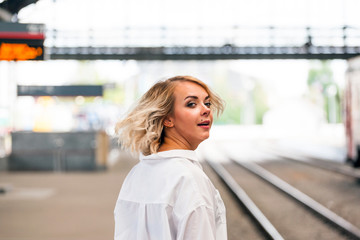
230 158 360 239
207 159 284 240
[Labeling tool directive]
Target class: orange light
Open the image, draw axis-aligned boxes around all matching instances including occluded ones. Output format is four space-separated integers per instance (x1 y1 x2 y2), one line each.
0 43 43 61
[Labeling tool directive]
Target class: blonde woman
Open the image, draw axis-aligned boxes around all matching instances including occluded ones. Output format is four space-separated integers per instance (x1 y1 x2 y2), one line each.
114 76 227 240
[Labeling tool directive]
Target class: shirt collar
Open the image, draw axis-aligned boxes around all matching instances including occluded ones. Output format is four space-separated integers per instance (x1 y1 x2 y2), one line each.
140 149 199 162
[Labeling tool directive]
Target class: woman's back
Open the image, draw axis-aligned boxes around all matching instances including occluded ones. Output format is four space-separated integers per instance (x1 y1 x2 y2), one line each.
114 150 227 240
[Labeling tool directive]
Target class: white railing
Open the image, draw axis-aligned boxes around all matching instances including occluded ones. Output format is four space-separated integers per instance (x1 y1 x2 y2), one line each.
44 25 360 48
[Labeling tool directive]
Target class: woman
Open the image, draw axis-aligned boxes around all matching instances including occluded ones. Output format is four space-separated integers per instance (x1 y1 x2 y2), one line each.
114 76 227 240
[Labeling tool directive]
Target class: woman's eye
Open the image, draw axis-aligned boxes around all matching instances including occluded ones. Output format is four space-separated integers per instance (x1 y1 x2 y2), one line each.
205 102 211 107
186 102 196 107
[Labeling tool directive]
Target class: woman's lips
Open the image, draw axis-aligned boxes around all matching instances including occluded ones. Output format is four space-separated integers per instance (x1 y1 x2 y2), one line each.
197 120 211 128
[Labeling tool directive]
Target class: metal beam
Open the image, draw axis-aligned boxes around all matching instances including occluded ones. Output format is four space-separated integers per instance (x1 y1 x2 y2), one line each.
47 46 360 60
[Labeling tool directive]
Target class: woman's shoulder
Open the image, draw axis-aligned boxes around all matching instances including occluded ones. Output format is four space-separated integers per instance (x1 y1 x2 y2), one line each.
156 155 215 198
120 152 217 212
138 151 213 189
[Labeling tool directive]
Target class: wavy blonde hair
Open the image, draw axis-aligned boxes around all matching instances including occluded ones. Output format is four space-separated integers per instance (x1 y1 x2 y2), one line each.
115 76 224 156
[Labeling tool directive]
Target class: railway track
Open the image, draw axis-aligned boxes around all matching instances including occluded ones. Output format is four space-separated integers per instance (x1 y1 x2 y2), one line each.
200 145 360 240
262 145 360 180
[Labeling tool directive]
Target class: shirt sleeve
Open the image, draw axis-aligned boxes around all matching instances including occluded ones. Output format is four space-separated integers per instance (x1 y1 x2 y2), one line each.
177 205 216 240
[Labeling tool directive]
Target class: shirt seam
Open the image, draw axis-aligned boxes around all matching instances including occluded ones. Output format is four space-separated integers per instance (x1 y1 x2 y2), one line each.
185 203 214 215
116 198 175 208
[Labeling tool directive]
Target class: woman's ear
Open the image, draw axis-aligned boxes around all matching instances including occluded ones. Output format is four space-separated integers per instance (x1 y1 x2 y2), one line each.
163 118 174 128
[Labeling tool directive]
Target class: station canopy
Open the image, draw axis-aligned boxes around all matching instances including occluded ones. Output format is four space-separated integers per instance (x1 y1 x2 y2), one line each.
0 0 39 17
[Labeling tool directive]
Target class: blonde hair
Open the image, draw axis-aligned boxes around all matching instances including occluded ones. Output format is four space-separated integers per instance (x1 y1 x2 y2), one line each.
115 76 224 156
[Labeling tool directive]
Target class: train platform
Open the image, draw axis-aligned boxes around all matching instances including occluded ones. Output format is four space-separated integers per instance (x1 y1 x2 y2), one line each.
0 124 349 240
0 150 138 240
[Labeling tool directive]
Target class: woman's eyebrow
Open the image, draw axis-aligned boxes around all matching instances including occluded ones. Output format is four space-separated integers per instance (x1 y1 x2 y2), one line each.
184 95 198 100
184 95 210 100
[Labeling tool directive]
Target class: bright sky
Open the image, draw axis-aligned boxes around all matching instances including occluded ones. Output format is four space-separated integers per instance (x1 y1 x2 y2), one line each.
18 0 360 29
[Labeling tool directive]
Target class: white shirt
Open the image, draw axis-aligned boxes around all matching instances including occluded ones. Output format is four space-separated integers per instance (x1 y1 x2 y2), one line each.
114 149 227 240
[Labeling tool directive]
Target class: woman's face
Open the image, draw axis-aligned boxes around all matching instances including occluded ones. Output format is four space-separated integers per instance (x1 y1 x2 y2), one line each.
166 81 213 150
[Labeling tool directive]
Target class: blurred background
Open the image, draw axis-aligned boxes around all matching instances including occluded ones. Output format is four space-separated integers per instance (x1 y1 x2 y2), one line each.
1 0 360 239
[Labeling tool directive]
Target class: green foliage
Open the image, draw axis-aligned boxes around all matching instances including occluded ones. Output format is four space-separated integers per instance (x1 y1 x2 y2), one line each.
215 98 242 124
253 82 269 124
214 77 268 125
307 60 342 123
307 61 333 87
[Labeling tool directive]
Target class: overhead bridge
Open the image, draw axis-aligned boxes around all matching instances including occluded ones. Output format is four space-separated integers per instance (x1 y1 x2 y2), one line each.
48 45 360 60
45 26 360 60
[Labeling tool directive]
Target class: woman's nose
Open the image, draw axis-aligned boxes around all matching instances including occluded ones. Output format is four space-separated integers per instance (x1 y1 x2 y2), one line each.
201 104 210 116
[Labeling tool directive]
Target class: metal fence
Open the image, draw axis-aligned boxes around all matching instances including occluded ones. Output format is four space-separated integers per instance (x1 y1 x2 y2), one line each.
45 25 360 48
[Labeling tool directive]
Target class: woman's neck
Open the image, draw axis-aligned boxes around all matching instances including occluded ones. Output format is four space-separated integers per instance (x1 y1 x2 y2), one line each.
158 135 195 152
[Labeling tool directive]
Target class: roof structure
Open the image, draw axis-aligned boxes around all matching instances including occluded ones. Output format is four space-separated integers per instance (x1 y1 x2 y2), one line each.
0 0 39 21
